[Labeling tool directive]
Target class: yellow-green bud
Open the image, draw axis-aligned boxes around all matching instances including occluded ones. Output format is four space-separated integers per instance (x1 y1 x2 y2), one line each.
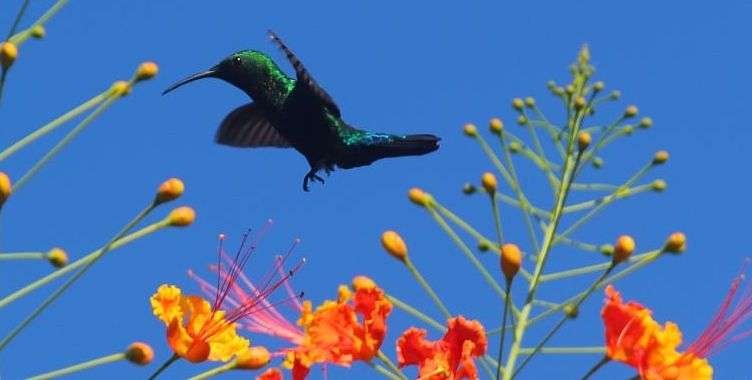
30 25 46 39
592 157 604 169
508 141 522 153
610 90 621 100
639 117 653 128
517 115 527 125
489 118 503 135
624 105 639 118
512 98 524 111
653 150 669 165
462 183 477 195
524 97 535 108
593 81 605 92
463 123 477 137
652 179 667 192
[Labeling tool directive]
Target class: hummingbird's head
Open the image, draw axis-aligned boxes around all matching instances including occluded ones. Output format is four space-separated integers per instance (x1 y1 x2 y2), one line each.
163 50 287 98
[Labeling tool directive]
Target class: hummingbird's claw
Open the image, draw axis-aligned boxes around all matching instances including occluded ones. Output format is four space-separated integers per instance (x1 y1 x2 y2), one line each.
303 171 325 192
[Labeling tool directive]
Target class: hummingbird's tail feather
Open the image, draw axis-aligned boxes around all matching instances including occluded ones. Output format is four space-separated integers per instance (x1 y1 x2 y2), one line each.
336 134 440 169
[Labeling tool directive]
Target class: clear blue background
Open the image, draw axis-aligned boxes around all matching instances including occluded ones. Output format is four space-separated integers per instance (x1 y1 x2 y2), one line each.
1 1 751 379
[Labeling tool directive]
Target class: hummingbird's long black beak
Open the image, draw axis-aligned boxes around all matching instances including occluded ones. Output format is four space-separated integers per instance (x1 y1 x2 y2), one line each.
162 66 219 95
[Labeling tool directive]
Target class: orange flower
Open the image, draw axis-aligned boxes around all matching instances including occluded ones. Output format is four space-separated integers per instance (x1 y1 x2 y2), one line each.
397 316 487 380
602 278 752 380
291 276 393 379
151 227 301 366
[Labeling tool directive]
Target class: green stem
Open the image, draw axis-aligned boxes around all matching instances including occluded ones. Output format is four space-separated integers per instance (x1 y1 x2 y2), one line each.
562 184 652 214
0 203 155 350
377 351 407 380
148 354 180 380
6 0 31 41
490 195 505 247
521 110 558 194
512 265 614 377
187 361 236 380
429 209 517 315
581 355 611 380
9 0 69 45
496 282 512 380
12 93 120 193
0 219 168 309
518 346 605 355
386 294 446 332
502 110 584 380
0 251 45 260
364 360 404 380
540 250 659 282
405 258 451 319
26 352 125 380
0 89 111 162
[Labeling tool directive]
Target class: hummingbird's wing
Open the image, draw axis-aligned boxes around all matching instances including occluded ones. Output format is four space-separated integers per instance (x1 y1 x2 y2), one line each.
216 103 292 148
268 30 342 117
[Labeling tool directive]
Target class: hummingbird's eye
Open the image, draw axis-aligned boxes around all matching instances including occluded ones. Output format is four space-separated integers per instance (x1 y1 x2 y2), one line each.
232 57 242 66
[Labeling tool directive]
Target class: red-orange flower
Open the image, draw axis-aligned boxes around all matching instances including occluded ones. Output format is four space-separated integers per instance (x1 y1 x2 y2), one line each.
397 316 487 380
291 276 393 379
151 226 301 366
602 277 752 380
257 367 284 380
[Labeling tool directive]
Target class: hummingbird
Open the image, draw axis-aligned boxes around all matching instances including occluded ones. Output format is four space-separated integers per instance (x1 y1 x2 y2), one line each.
163 30 440 191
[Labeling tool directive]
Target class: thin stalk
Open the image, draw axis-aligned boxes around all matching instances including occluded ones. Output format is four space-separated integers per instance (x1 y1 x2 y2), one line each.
377 351 407 380
187 361 235 380
502 101 585 380
429 209 518 315
12 94 120 193
0 220 168 309
581 355 611 380
540 250 659 282
26 353 125 380
0 203 155 350
0 89 111 162
503 131 561 171
526 251 663 328
518 347 605 355
513 265 614 377
479 355 498 380
490 195 505 247
405 258 451 319
496 281 512 380
521 110 558 194
9 0 69 45
364 361 404 380
386 294 446 332
148 354 180 380
563 184 652 214
0 251 45 260
6 0 31 40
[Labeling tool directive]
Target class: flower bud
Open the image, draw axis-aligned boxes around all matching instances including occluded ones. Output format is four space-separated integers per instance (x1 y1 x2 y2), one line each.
652 179 667 192
592 157 604 169
600 244 614 257
235 346 271 370
624 105 638 118
563 304 579 319
125 342 154 365
47 247 68 268
1 42 18 70
408 188 432 207
111 80 132 96
664 232 686 253
593 81 605 92
381 230 407 263
577 132 591 152
653 150 669 165
462 183 477 195
481 172 497 195
613 235 635 264
500 243 522 283
524 97 535 107
508 141 522 153
574 96 586 110
565 85 575 95
610 90 621 100
30 25 46 39
512 98 524 111
490 118 503 135
463 123 477 137
155 178 184 204
517 115 527 125
168 206 195 227
478 240 491 252
258 368 283 380
0 171 11 206
639 117 653 128
135 61 159 82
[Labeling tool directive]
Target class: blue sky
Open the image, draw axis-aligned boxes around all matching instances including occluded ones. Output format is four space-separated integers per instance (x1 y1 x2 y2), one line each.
1 1 751 379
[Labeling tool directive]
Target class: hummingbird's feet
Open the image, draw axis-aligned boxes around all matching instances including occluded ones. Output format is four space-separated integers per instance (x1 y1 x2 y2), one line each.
303 171 325 192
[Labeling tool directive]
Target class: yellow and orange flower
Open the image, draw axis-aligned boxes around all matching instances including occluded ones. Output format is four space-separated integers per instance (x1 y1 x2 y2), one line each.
257 367 284 380
396 316 487 380
601 280 752 380
151 284 250 362
290 275 393 379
